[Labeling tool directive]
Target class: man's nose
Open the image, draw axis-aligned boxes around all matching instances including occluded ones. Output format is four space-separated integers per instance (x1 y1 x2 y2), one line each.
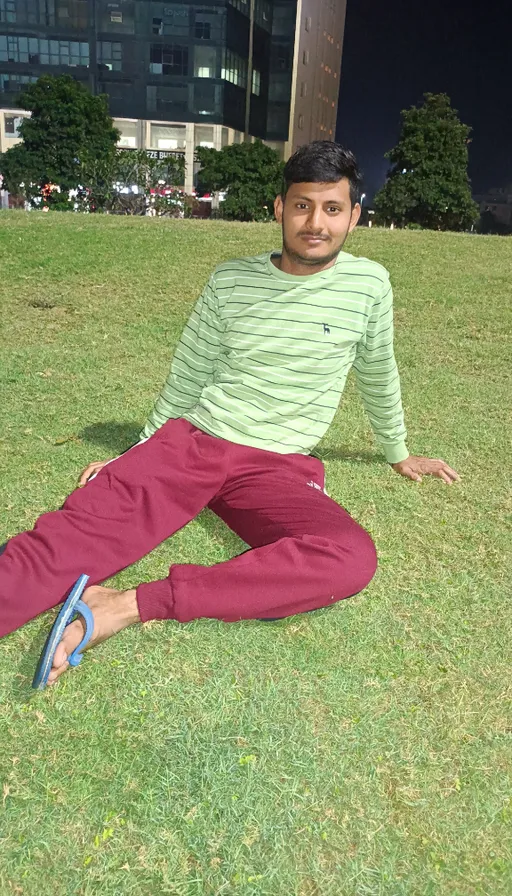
306 208 324 232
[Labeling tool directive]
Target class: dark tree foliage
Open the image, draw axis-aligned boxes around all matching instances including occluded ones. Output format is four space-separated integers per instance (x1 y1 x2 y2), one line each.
195 140 285 221
374 93 479 231
0 74 119 207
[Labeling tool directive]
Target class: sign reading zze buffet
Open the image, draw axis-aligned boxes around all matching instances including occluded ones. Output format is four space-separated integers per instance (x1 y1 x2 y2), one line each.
119 148 184 160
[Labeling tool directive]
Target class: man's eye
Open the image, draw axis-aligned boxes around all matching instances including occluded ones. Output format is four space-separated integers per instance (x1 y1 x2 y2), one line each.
328 207 340 213
297 204 308 209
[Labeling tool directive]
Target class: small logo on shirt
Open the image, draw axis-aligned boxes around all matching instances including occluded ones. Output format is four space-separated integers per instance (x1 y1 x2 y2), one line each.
323 323 331 335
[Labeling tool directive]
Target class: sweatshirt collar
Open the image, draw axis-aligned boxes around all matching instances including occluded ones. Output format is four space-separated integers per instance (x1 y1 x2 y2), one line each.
266 250 351 282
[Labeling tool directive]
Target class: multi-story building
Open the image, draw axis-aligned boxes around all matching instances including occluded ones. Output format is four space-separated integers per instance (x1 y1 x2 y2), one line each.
0 0 346 192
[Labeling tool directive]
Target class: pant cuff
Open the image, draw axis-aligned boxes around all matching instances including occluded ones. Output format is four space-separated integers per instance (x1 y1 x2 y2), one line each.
136 576 175 622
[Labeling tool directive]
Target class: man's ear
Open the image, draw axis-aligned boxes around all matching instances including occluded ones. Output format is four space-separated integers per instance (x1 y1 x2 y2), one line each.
348 202 362 233
274 195 284 223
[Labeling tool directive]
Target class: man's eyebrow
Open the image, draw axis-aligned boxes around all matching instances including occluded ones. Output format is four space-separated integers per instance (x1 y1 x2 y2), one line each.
294 195 345 204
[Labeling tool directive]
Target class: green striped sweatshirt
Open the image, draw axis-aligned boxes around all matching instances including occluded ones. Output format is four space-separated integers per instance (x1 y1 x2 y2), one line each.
141 249 409 463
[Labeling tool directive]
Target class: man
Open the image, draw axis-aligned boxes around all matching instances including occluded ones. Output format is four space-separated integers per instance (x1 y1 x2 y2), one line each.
0 141 458 684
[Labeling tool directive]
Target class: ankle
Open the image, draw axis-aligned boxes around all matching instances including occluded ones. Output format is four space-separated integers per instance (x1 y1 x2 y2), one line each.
119 589 141 626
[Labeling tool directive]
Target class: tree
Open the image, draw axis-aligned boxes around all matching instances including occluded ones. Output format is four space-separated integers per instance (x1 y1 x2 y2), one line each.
0 74 119 208
79 149 186 215
374 93 479 231
477 209 511 236
195 140 284 221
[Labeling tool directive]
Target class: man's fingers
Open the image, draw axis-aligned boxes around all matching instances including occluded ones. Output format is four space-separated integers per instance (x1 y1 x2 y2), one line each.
431 461 460 482
396 456 460 484
78 467 94 487
78 463 103 487
426 463 459 484
438 470 453 485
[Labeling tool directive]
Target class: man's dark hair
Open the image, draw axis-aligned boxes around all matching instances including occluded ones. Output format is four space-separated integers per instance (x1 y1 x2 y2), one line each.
282 141 363 206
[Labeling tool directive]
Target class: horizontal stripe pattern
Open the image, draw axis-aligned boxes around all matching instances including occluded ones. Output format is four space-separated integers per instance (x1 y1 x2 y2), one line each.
141 250 408 461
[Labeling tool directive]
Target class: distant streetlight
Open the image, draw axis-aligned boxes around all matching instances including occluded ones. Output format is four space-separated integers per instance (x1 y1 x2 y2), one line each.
361 193 366 207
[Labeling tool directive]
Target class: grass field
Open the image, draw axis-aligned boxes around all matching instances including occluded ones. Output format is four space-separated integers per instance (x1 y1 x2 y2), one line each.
0 212 511 896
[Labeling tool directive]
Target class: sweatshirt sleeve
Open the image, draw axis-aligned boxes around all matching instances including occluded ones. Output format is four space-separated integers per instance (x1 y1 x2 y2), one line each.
140 272 223 440
352 276 409 464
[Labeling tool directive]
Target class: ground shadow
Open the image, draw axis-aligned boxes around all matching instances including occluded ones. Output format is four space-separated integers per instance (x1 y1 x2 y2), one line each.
79 424 383 468
314 448 381 465
78 421 143 454
6 616 56 704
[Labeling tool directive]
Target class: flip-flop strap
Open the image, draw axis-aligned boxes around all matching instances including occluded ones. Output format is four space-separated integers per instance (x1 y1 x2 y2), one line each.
67 600 94 667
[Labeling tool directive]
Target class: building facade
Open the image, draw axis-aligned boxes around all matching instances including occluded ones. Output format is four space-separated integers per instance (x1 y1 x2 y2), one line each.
0 0 346 191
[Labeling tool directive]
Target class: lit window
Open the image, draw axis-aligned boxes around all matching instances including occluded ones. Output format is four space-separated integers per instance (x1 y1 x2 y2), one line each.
196 125 214 148
221 48 247 88
252 68 260 95
150 123 186 150
116 120 138 148
194 46 216 78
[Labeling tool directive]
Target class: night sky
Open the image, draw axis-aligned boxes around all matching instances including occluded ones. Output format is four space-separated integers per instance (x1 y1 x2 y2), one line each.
336 0 511 200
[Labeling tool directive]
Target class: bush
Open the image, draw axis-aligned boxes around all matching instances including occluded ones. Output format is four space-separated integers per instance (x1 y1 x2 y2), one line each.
195 140 284 222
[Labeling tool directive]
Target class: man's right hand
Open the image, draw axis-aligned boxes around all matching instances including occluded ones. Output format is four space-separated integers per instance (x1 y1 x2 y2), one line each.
78 460 112 487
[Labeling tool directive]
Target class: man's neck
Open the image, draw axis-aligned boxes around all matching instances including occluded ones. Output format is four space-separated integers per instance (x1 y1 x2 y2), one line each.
272 249 339 277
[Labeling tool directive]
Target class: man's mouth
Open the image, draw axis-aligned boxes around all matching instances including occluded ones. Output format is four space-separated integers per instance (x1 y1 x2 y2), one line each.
300 235 328 243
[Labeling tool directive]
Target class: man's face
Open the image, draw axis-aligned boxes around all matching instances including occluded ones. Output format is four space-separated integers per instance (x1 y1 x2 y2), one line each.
274 179 361 269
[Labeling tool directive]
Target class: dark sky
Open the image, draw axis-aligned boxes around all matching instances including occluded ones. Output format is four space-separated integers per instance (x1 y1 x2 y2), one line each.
336 0 511 200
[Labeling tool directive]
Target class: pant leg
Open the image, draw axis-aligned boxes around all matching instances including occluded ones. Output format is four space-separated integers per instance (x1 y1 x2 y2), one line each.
0 418 229 637
136 444 377 622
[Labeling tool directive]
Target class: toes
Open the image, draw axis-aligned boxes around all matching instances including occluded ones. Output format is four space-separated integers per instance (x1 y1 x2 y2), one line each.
51 618 85 675
52 640 68 670
48 660 69 684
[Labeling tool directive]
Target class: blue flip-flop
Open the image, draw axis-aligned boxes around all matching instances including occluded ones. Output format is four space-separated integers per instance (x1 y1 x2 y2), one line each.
32 574 92 690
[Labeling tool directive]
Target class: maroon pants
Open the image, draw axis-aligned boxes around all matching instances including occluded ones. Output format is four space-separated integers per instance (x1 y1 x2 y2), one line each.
0 419 377 637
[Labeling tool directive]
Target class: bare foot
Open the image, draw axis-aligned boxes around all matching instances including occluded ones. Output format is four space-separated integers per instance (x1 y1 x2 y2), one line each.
47 585 140 685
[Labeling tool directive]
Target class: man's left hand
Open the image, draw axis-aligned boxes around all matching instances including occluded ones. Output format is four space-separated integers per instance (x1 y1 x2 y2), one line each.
391 456 460 485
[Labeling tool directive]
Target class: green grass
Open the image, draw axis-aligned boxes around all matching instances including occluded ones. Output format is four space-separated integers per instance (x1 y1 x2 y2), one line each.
0 212 511 896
